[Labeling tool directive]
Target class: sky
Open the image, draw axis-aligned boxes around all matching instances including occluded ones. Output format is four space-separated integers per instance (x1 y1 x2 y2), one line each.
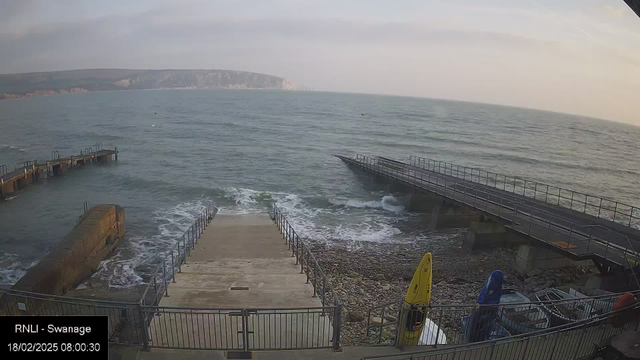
1 0 639 125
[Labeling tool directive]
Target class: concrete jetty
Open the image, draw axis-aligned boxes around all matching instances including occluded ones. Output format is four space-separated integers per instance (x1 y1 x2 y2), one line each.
0 146 118 200
337 154 640 287
147 213 332 350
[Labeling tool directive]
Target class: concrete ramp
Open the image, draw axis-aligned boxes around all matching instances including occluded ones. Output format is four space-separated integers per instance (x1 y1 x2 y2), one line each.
161 213 320 307
149 213 334 350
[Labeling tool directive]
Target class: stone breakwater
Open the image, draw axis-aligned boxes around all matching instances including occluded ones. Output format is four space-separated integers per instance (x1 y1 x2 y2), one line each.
309 232 591 346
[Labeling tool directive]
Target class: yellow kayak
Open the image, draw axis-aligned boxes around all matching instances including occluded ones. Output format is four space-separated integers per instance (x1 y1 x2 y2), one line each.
400 252 433 346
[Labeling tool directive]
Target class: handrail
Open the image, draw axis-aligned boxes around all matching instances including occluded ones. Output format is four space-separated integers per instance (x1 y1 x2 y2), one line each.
139 204 218 306
269 203 342 350
3 145 117 176
270 203 340 308
367 289 640 312
352 154 639 272
362 301 640 359
364 287 640 346
409 155 640 230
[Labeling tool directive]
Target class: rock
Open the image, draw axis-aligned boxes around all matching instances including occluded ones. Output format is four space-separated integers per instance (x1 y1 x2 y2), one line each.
527 269 542 277
384 315 398 323
468 292 476 299
370 316 383 326
436 281 447 286
402 274 412 281
381 330 394 341
375 274 386 281
525 277 535 284
382 284 391 291
347 312 365 322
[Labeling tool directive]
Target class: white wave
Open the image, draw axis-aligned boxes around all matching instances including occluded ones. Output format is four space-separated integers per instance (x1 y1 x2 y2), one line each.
0 144 27 152
0 252 39 285
219 187 292 214
91 188 434 288
93 200 207 288
277 194 405 244
331 195 404 213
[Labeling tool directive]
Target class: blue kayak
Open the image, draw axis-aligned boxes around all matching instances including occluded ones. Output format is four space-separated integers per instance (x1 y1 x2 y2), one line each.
461 315 511 341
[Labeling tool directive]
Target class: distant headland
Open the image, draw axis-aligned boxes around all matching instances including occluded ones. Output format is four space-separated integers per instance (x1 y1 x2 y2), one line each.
0 69 308 100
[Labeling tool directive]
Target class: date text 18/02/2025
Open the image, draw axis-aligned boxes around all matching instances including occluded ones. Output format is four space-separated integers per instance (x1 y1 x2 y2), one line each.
2 316 108 359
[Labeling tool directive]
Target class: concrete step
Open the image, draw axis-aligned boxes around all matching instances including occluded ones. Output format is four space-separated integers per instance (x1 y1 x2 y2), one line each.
162 288 318 307
209 214 274 227
171 272 310 291
179 259 301 275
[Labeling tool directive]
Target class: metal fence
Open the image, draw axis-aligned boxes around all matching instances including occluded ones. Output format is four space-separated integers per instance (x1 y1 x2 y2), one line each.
0 288 339 351
0 288 147 346
0 204 342 352
408 155 640 230
351 155 639 277
143 305 339 350
362 302 640 360
366 290 640 348
140 204 218 307
270 202 343 348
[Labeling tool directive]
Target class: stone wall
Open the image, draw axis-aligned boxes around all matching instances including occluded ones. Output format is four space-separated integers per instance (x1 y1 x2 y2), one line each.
11 204 125 295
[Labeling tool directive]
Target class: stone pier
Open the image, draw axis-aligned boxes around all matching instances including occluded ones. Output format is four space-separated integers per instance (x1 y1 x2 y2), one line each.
404 191 482 229
463 220 529 250
11 204 126 295
515 244 592 274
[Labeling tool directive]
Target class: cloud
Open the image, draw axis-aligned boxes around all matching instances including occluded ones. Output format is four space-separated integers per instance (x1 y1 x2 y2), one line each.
0 0 39 22
0 1 638 124
602 4 626 18
0 14 560 70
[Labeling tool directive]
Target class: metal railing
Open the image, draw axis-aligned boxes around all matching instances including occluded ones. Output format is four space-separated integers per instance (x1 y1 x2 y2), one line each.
143 305 339 350
362 301 640 360
140 204 218 307
0 288 147 346
409 155 640 230
0 285 338 351
2 145 118 179
0 205 343 351
366 290 640 347
270 202 342 350
351 155 640 273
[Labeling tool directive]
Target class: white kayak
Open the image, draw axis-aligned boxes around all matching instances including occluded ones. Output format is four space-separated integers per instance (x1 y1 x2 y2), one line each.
418 318 447 345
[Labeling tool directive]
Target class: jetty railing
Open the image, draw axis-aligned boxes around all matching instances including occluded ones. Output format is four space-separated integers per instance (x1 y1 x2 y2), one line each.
362 301 640 360
351 155 639 273
269 202 342 350
365 290 639 347
408 155 640 230
139 204 218 307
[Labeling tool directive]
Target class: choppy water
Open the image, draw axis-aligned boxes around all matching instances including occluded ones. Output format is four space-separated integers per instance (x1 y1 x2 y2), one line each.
1 89 639 287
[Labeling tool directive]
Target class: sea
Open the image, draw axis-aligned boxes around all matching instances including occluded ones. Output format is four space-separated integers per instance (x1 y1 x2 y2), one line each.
1 89 639 288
